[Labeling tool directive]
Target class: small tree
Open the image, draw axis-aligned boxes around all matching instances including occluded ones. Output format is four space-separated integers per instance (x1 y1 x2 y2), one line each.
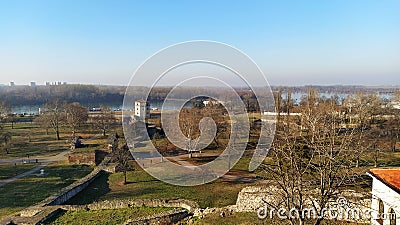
112 139 134 185
0 132 12 154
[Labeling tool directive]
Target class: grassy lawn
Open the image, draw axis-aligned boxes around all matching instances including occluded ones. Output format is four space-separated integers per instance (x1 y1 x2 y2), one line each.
45 207 174 225
0 164 93 220
0 123 121 158
193 212 367 225
67 169 250 208
0 164 37 180
1 123 69 158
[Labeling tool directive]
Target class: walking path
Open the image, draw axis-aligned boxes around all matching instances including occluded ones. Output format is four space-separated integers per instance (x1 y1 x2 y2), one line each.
138 152 261 183
0 150 70 187
0 150 69 165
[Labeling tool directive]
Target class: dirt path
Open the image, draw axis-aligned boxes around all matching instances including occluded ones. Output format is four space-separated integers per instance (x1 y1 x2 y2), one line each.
139 152 261 183
0 149 70 165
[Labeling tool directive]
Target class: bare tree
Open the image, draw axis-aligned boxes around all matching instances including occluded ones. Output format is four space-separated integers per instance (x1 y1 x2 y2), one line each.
64 102 88 136
35 114 51 135
0 132 12 154
386 91 400 151
92 105 115 137
179 108 203 158
112 138 134 185
39 100 65 140
262 89 370 225
344 93 381 128
0 102 11 130
0 102 12 154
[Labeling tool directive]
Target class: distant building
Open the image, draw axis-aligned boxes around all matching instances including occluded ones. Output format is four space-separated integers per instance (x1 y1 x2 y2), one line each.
63 82 67 85
30 82 36 87
135 100 150 121
203 98 223 107
367 168 400 225
390 101 400 110
45 82 50 86
9 82 15 86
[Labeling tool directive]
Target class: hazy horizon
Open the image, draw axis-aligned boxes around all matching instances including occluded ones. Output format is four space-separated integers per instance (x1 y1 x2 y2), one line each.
1 82 400 89
1 1 399 86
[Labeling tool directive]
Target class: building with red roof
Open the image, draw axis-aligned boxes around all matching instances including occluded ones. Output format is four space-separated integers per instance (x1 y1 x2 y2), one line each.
368 168 400 225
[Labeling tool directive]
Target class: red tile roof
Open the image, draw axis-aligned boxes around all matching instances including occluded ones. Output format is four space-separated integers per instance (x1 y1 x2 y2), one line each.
369 168 400 193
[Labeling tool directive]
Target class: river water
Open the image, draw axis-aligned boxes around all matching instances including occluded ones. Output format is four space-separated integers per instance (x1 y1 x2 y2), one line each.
11 93 394 115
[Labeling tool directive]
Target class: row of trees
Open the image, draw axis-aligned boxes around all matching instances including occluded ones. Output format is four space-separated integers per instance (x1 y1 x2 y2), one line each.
0 84 125 106
35 100 116 140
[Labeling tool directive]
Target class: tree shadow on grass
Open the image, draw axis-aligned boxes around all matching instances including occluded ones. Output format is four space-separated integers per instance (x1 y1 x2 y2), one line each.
63 172 111 205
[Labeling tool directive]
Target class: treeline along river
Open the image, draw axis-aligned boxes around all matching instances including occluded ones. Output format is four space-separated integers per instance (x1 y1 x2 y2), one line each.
1 84 396 114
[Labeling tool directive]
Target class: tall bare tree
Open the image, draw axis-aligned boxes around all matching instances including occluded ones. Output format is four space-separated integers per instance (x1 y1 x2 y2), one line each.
0 104 12 154
64 102 88 136
262 89 371 225
0 102 11 129
39 100 65 140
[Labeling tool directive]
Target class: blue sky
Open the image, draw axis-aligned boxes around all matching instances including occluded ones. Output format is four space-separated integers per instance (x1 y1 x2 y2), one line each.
0 0 399 86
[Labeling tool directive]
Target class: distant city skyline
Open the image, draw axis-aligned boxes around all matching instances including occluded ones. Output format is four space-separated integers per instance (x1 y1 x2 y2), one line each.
0 0 399 86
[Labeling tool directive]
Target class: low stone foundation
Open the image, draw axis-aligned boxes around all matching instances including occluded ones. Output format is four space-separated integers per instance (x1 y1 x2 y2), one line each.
41 199 197 225
67 150 110 165
123 209 189 225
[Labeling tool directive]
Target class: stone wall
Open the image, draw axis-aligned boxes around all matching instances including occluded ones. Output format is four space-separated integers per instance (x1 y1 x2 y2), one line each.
67 152 96 165
44 169 104 206
234 185 372 223
19 156 112 217
67 150 110 165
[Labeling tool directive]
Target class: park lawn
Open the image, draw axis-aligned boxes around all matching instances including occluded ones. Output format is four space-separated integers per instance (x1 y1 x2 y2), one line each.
0 164 37 180
1 123 70 158
0 122 118 158
0 164 38 180
45 207 175 225
67 169 250 208
0 164 93 220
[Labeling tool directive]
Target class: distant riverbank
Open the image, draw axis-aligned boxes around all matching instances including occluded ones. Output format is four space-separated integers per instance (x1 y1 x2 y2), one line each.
10 92 394 115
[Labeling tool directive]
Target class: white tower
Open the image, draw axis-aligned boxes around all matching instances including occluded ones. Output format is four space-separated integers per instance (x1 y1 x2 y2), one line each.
134 100 150 121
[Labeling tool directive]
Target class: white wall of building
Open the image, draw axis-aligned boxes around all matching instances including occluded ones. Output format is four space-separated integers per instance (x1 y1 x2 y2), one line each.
370 175 400 225
135 101 150 120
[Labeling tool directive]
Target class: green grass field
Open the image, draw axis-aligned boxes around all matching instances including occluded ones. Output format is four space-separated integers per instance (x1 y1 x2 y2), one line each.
0 164 93 220
66 169 250 208
0 164 37 180
0 122 122 158
45 207 174 225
